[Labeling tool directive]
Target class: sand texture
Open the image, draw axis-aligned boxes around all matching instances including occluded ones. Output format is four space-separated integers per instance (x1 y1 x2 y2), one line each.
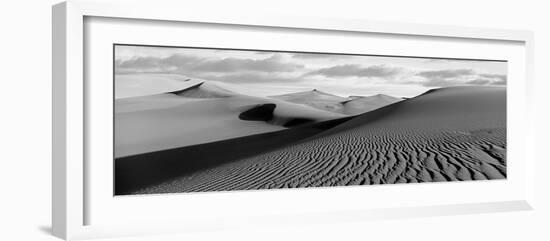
116 86 506 195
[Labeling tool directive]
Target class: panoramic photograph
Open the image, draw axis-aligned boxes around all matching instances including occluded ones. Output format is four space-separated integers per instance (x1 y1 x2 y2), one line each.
114 45 507 195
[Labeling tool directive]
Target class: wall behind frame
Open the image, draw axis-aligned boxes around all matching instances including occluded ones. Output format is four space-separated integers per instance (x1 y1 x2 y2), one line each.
0 0 548 241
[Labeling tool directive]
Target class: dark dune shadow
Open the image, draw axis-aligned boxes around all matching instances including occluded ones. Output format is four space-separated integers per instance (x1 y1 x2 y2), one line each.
168 82 202 95
283 118 315 127
238 103 275 121
238 103 316 127
115 115 355 195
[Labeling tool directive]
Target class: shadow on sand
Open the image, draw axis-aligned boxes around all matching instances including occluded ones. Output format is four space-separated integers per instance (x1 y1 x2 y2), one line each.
115 116 355 195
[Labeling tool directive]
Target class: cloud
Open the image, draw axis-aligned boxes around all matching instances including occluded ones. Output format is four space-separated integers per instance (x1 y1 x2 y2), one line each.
418 78 462 87
466 77 506 86
422 59 452 64
416 69 475 79
465 79 492 85
198 72 301 83
193 55 303 73
414 69 507 87
116 54 200 74
117 56 164 69
306 64 402 78
254 51 276 55
291 53 347 59
115 54 303 75
480 74 507 83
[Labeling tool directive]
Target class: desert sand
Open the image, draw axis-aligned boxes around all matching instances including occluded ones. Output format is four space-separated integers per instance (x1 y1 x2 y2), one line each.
120 86 506 194
271 90 402 115
115 116 354 194
115 81 346 157
342 94 403 115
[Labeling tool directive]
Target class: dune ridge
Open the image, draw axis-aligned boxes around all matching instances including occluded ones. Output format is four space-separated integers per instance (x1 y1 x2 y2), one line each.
131 86 507 194
169 82 236 98
270 89 402 115
115 82 346 157
342 94 403 115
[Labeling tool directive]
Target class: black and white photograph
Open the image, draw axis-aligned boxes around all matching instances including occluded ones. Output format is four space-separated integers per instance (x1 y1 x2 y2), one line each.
3 0 549 240
114 45 507 195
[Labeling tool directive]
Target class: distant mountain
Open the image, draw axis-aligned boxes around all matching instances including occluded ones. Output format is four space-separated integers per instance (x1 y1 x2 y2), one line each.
270 89 402 115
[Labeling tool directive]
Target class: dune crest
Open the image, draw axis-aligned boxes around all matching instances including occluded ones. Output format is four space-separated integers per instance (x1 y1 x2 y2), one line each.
115 82 347 157
270 89 350 113
271 90 402 115
328 86 505 133
134 86 507 194
169 82 236 98
342 94 403 115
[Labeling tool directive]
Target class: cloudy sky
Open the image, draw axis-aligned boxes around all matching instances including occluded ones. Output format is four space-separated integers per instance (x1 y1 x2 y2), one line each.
115 45 507 98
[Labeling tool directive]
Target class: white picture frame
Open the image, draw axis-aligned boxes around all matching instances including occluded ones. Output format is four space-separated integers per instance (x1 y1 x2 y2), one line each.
52 0 536 240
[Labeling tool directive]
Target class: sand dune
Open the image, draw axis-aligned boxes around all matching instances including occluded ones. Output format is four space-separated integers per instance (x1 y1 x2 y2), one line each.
271 90 402 115
115 74 258 99
325 86 505 134
115 116 354 194
342 94 403 115
270 89 349 113
115 82 345 158
131 86 506 194
170 82 236 98
115 74 194 99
